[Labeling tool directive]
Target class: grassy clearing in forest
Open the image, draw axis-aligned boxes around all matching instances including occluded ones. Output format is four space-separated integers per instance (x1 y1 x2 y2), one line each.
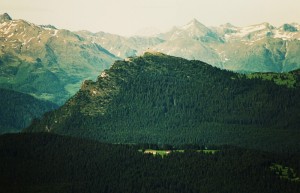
139 149 218 157
270 163 300 182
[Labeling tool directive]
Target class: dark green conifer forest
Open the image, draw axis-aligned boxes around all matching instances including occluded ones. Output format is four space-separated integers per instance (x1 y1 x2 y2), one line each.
1 10 300 193
26 53 300 152
2 53 300 193
0 88 58 133
0 133 299 193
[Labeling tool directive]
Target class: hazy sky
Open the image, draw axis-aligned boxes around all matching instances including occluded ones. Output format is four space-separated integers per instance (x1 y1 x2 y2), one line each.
1 0 299 36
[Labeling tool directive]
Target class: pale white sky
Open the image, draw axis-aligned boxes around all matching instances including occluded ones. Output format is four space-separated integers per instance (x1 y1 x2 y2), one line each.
1 0 299 36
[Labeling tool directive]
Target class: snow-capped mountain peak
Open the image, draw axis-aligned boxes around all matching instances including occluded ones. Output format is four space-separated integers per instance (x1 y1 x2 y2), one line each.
174 18 215 40
182 18 209 31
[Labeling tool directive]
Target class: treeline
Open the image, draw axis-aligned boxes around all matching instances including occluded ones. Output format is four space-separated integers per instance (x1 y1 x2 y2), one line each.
26 53 300 152
0 133 299 193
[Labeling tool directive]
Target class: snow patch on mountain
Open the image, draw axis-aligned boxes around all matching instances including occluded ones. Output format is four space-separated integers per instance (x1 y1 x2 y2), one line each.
52 30 58 36
274 31 296 40
236 24 268 37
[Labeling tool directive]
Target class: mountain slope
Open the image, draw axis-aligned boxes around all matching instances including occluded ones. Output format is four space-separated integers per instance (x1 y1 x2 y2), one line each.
0 13 118 105
153 19 223 67
77 19 300 72
1 13 299 107
26 53 300 152
154 21 300 72
76 30 164 58
0 88 58 133
211 22 300 72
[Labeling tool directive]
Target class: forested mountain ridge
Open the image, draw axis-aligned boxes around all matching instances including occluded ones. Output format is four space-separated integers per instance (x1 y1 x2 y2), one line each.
25 53 300 152
0 88 58 133
1 13 300 107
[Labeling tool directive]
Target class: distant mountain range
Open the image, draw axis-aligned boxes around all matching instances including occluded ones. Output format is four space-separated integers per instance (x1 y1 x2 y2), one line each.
1 13 300 106
26 53 300 152
1 13 299 193
78 19 300 73
0 13 118 105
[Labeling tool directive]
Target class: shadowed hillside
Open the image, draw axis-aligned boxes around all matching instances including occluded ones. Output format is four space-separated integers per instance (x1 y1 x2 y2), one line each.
0 133 299 193
0 88 58 133
26 53 300 152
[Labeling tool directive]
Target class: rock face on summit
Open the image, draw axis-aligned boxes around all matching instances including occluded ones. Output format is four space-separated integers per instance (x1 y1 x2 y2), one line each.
26 53 300 152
